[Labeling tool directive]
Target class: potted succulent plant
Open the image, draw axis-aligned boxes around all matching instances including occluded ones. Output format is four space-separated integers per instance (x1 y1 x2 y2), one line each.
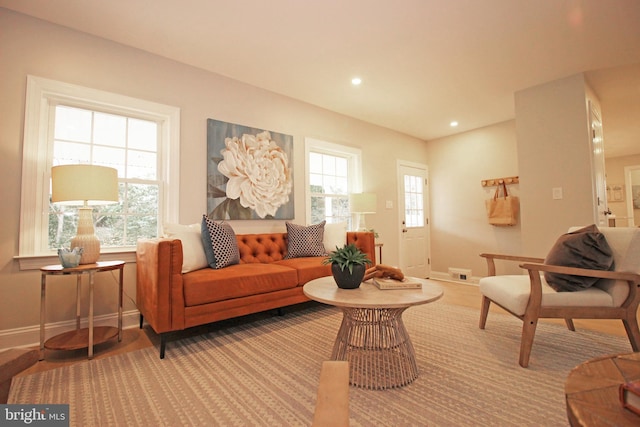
323 243 373 289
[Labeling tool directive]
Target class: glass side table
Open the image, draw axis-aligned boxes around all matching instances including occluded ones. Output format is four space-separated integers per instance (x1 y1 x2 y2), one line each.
39 260 124 360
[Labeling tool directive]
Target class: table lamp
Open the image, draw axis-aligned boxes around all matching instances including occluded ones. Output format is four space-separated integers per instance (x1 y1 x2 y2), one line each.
51 165 119 264
349 193 377 231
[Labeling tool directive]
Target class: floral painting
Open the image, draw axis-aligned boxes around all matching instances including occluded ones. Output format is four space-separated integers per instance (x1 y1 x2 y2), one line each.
207 119 294 220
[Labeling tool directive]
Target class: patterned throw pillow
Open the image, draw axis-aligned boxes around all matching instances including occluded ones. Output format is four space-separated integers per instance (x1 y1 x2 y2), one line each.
285 221 326 259
201 215 240 269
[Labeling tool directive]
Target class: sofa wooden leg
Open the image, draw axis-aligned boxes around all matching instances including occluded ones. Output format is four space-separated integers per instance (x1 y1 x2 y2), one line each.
565 318 575 331
160 334 167 359
276 308 284 316
139 314 144 329
479 296 490 329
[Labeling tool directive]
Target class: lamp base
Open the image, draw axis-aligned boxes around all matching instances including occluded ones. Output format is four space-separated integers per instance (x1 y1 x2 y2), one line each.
72 207 101 264
354 213 368 232
71 234 100 264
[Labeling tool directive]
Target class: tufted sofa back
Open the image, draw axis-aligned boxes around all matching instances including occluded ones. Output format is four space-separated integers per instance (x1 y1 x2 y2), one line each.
236 233 288 263
235 231 377 265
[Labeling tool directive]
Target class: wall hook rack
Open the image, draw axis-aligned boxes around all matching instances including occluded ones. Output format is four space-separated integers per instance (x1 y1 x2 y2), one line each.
481 176 519 187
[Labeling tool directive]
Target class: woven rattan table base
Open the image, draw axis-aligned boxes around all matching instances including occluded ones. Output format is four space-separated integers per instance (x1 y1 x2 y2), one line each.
332 307 417 389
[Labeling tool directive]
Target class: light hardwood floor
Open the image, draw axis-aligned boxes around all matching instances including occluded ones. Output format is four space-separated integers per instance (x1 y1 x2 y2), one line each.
18 280 631 377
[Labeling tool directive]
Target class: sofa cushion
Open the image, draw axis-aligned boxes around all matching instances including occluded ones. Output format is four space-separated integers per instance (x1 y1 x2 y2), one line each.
163 222 208 273
275 257 332 285
544 224 614 292
183 263 298 306
285 221 326 258
202 216 240 269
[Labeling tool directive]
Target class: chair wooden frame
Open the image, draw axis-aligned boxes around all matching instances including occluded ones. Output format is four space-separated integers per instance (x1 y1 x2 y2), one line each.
312 361 349 427
479 253 640 368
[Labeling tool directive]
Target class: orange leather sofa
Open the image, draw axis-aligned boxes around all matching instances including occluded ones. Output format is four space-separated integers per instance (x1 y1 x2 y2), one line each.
136 231 375 358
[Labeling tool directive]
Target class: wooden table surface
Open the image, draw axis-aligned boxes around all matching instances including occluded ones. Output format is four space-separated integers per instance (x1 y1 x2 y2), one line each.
565 352 640 426
303 276 444 308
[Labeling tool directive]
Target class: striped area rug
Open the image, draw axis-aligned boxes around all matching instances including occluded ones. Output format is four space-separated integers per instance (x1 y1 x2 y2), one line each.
10 302 632 426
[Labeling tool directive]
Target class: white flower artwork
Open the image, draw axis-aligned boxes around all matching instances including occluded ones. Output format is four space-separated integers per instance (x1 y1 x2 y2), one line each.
207 119 294 220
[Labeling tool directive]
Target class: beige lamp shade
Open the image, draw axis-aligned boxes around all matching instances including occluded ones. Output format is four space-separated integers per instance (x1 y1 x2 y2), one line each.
350 193 377 231
51 164 119 205
349 193 377 213
51 164 119 265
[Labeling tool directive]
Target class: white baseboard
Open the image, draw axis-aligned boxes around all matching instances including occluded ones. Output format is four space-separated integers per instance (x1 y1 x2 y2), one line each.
0 309 141 352
430 270 480 285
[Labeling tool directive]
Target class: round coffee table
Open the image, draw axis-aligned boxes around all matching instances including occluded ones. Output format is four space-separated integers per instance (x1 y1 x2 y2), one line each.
565 352 640 426
303 276 443 390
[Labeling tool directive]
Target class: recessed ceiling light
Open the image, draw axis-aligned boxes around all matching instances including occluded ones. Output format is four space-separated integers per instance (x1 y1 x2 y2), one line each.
351 77 362 86
450 121 459 127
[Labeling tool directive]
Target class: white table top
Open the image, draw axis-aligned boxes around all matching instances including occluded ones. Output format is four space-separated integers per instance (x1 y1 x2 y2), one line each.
303 276 443 309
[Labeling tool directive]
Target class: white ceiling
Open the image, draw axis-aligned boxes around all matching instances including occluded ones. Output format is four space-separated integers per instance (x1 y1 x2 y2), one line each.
2 0 639 157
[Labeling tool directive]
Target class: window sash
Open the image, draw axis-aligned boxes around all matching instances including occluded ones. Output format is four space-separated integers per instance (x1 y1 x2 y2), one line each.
305 137 362 227
18 76 180 267
48 105 162 250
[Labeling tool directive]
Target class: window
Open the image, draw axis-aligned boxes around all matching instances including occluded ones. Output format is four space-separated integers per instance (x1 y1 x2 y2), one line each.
51 106 159 248
403 174 425 227
18 76 180 269
305 138 362 227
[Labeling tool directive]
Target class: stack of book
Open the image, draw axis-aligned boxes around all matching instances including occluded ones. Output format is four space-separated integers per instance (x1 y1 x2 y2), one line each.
620 379 640 416
372 277 422 290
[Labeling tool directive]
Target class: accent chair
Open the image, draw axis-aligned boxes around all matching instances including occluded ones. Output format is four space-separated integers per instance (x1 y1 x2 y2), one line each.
478 226 640 367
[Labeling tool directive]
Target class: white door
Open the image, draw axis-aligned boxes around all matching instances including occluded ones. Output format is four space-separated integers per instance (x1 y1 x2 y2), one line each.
625 165 640 227
397 162 430 278
590 102 608 226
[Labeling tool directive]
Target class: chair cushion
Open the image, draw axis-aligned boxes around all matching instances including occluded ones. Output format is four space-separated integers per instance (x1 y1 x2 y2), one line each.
599 227 640 274
543 224 614 292
479 274 615 316
593 227 640 305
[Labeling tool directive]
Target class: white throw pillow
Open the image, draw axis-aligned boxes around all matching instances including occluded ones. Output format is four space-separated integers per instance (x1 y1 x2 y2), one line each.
323 221 347 253
162 223 208 273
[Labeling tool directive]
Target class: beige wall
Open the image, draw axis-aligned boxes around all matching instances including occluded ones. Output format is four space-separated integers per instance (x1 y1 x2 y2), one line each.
427 73 612 279
426 120 523 277
1 10 430 345
515 73 597 255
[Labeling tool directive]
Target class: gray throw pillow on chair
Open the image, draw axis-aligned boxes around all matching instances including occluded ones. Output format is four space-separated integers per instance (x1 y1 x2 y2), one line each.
544 224 614 292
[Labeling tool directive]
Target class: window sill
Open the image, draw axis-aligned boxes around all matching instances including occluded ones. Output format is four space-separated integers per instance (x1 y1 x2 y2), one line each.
15 249 136 271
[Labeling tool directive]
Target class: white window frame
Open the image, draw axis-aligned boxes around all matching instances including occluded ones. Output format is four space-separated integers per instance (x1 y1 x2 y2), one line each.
304 137 362 226
17 76 180 270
